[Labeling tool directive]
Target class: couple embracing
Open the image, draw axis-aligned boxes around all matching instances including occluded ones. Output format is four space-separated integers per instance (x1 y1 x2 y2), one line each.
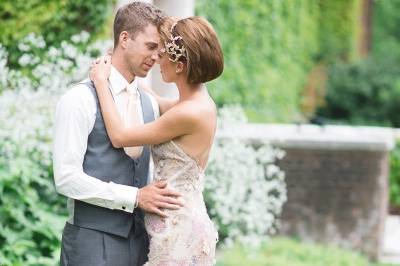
53 1 223 266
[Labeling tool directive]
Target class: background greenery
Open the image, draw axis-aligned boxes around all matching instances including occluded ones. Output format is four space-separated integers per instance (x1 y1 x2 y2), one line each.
217 238 393 266
0 0 114 67
391 142 400 210
0 1 113 264
0 136 66 265
311 0 400 209
196 0 361 122
316 0 400 127
316 56 400 127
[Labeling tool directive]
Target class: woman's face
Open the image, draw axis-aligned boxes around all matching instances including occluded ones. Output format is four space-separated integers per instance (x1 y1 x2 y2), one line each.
157 48 176 83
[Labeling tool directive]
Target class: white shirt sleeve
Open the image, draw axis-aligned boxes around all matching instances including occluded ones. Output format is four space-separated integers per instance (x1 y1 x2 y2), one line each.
53 84 137 213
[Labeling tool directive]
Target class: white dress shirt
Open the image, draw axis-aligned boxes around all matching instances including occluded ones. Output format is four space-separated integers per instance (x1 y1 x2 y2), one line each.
53 66 159 222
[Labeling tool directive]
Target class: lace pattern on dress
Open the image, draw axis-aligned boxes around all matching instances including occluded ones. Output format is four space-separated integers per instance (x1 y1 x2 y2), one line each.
143 141 218 266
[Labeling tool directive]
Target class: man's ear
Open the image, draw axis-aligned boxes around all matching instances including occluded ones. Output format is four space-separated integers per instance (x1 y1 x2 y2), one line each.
119 31 129 49
175 62 185 74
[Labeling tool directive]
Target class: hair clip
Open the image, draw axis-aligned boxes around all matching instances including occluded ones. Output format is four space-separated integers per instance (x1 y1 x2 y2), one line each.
164 20 187 63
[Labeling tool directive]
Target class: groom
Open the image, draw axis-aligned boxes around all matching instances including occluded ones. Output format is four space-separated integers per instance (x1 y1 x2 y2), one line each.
53 2 182 265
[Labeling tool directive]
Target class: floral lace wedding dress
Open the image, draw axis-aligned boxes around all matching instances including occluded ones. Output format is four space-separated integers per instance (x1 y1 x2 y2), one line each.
143 140 218 266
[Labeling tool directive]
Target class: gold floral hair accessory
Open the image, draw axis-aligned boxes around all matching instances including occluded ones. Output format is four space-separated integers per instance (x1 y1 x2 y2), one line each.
161 21 187 63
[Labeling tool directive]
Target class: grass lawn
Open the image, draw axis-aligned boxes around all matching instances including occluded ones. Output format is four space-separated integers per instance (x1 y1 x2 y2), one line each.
216 237 397 266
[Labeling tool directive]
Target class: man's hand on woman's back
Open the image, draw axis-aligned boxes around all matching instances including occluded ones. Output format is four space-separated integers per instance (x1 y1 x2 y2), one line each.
138 180 184 217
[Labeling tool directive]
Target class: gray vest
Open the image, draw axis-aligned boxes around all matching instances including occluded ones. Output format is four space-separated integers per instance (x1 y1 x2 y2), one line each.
73 81 155 238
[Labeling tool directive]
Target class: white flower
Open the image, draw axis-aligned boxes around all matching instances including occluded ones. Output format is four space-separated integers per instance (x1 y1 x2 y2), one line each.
0 45 8 89
18 54 33 67
71 31 90 44
0 33 111 190
48 47 61 58
18 43 31 52
205 105 287 248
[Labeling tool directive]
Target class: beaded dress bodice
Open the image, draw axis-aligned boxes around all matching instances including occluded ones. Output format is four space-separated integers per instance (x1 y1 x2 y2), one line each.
143 140 218 266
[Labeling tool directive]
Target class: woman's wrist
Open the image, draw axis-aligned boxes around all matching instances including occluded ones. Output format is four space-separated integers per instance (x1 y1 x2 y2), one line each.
93 78 108 89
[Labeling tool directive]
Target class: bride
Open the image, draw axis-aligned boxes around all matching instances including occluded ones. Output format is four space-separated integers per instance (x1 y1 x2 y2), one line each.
90 16 224 265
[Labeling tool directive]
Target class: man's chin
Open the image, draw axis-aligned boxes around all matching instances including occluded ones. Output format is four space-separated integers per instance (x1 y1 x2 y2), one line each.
134 69 149 78
136 72 148 78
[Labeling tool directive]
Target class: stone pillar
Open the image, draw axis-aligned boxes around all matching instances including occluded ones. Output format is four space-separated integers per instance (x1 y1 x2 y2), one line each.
150 0 195 99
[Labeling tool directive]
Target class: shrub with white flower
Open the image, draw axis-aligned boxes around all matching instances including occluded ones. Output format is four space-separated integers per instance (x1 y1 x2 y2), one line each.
0 45 8 90
205 105 287 247
0 32 110 265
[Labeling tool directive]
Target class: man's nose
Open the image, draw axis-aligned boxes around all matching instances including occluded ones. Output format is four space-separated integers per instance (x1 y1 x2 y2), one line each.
151 51 158 61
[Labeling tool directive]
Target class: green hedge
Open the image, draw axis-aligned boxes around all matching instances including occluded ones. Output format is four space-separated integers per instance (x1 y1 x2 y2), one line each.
1 0 361 122
0 147 67 265
318 0 360 62
196 0 360 122
372 0 400 58
316 0 400 127
390 142 400 208
0 0 114 66
316 56 400 127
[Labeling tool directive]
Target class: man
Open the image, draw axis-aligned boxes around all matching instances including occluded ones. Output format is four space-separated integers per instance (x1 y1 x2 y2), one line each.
53 2 182 265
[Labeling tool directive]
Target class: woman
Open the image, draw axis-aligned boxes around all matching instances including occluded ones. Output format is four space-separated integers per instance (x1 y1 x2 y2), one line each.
90 16 223 265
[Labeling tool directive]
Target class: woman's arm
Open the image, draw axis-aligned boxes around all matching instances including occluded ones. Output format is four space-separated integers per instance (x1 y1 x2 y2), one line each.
138 80 178 115
90 58 196 148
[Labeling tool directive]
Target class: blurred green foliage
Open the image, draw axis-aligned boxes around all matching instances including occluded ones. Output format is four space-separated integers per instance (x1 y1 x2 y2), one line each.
313 0 400 208
0 0 114 66
318 0 360 62
216 237 390 266
196 0 360 122
317 0 400 127
316 56 400 127
0 144 67 265
372 0 400 58
390 141 400 208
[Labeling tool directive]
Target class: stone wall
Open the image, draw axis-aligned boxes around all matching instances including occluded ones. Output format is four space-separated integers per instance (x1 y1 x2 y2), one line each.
219 124 395 260
278 148 388 260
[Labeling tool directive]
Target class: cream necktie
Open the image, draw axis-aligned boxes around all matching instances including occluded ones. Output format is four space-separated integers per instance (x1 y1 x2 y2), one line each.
123 84 143 159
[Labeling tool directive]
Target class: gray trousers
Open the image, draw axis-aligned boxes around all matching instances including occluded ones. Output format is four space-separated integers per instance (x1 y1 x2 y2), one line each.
60 222 149 266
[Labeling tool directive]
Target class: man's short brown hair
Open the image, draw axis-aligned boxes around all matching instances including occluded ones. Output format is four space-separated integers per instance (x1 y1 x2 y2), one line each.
113 2 165 47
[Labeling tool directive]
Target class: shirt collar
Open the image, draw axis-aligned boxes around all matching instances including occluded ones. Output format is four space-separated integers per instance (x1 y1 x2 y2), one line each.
109 65 138 96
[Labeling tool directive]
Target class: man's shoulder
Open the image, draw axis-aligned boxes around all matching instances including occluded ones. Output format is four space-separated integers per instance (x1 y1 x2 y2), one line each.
58 79 96 108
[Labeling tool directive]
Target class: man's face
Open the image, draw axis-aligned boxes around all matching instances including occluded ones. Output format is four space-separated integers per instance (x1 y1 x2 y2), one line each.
123 24 160 78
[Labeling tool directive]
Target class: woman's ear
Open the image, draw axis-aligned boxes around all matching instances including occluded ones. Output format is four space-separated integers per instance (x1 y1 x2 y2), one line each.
175 61 185 74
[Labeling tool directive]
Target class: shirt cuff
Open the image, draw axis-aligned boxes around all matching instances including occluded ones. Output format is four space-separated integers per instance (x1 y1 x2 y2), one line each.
109 182 137 213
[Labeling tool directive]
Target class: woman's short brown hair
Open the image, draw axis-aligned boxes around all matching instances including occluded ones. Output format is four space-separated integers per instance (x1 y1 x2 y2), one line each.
159 16 224 84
